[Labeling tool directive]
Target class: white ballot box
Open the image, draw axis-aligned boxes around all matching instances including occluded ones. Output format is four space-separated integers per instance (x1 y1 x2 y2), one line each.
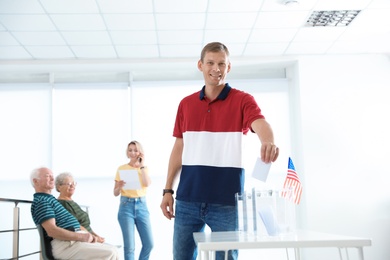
236 188 296 236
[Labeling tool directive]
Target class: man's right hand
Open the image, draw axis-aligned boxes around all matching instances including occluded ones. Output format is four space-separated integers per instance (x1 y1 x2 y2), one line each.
160 194 175 220
80 231 94 243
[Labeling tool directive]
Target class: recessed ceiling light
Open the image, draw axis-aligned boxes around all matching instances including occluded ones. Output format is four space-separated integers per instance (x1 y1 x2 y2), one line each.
284 0 299 5
306 10 361 27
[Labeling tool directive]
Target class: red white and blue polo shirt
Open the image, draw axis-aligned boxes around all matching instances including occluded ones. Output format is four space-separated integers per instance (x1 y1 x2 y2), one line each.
174 83 265 206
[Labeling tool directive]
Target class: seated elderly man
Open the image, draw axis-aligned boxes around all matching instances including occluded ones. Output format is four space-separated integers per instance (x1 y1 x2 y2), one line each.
30 167 119 260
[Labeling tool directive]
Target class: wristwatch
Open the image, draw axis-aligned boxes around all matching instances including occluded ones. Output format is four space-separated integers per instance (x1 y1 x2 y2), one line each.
163 189 174 196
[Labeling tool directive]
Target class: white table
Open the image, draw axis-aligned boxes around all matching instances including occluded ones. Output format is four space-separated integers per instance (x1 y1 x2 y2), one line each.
193 230 372 260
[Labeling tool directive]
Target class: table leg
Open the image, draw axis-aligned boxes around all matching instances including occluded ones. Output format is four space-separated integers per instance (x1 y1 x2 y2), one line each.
338 247 343 260
210 250 215 260
198 249 209 260
357 247 364 260
294 248 301 260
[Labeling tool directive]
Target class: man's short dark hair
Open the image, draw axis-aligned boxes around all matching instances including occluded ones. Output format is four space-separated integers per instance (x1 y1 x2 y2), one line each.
200 42 230 62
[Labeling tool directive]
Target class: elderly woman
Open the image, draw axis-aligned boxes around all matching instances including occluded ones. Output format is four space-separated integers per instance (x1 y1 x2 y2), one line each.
55 172 105 243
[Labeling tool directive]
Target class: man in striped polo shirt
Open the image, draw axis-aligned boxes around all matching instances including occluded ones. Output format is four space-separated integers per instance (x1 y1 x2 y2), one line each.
31 167 119 260
160 42 280 260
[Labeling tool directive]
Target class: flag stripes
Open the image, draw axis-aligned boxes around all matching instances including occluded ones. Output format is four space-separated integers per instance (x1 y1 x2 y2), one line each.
282 157 303 204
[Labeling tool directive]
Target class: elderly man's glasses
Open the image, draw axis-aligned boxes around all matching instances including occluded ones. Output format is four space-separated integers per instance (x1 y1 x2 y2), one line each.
61 182 77 187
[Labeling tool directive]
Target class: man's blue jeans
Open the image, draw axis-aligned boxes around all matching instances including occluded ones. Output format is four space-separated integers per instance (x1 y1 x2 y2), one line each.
118 196 154 260
173 200 238 260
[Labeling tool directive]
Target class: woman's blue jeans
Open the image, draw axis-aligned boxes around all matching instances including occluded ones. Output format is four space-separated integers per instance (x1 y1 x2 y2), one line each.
173 200 238 260
118 196 154 260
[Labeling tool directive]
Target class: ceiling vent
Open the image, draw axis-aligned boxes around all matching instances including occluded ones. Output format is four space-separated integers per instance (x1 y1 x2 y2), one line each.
306 10 361 27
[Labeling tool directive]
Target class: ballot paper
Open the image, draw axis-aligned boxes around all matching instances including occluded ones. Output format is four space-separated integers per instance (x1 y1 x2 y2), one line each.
119 170 141 190
251 157 272 182
258 205 279 236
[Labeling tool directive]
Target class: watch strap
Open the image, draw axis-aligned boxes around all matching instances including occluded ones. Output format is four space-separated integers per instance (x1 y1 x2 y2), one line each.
163 189 174 196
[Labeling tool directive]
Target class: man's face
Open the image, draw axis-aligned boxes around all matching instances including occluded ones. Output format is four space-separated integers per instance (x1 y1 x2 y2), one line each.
198 51 231 87
35 168 55 191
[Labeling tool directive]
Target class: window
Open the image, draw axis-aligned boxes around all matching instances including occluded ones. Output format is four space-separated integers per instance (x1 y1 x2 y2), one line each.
52 83 129 177
0 84 51 179
0 78 291 186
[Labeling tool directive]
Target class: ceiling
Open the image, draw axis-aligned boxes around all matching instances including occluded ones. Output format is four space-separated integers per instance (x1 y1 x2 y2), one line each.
0 0 389 62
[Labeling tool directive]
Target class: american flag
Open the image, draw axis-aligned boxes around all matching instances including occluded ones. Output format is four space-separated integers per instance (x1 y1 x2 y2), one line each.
282 157 302 204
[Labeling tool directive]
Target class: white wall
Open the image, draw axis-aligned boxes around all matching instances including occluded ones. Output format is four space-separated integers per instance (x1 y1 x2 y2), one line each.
296 54 390 260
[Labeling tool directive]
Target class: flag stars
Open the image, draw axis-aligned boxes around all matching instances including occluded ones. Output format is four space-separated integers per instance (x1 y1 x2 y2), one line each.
282 157 303 204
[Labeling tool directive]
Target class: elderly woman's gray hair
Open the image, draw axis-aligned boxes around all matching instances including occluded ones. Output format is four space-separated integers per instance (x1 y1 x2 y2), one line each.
55 172 73 192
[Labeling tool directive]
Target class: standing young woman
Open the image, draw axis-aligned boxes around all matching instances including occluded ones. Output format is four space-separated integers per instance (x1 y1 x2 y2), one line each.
114 140 153 260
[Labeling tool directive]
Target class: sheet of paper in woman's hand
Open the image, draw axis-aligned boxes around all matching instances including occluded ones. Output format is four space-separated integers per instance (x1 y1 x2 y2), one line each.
252 157 272 182
119 170 141 190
